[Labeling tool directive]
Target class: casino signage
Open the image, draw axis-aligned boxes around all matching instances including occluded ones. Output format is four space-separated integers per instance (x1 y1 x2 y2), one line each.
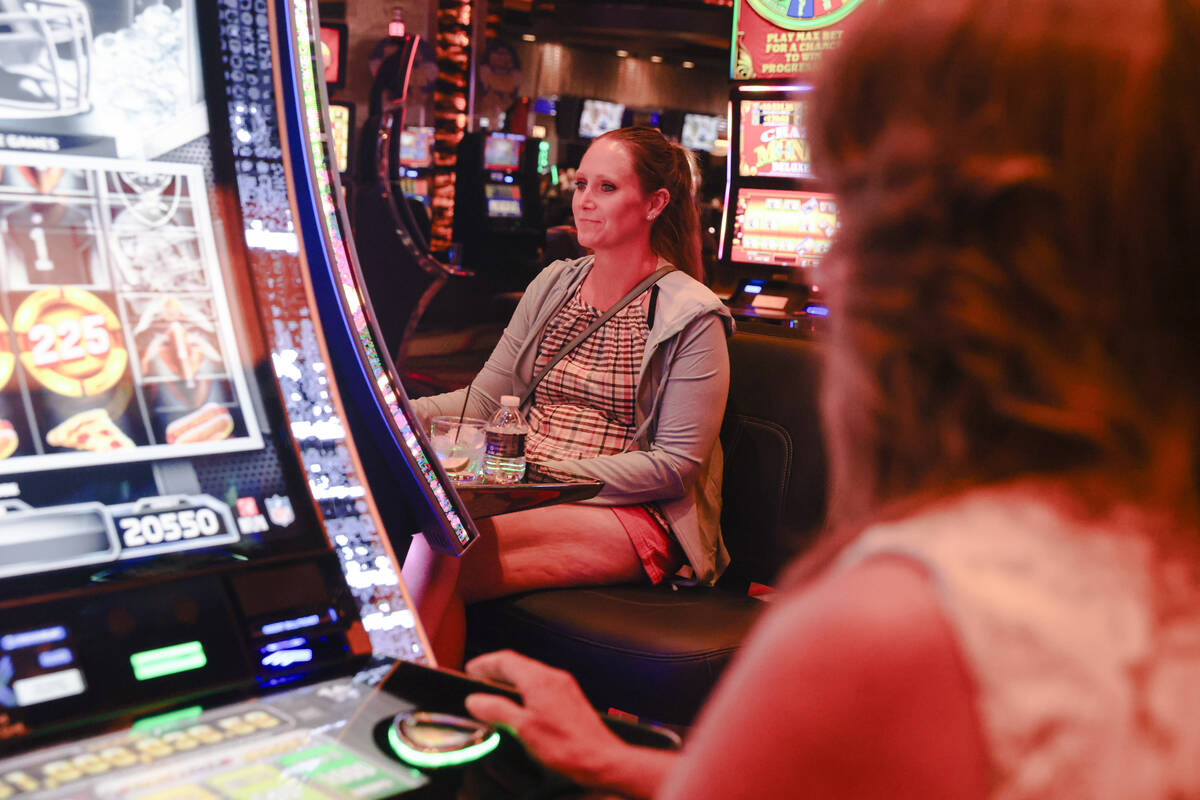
732 0 870 79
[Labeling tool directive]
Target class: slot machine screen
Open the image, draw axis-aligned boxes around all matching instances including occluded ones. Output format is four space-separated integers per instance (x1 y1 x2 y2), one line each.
485 184 523 219
482 134 524 172
728 188 839 270
738 98 811 178
624 108 662 129
578 99 625 138
681 113 724 152
398 127 435 169
0 152 325 585
319 23 347 89
399 177 432 214
328 101 354 174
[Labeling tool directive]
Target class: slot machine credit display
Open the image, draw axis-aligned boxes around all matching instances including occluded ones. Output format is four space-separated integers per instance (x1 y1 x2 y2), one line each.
729 188 838 269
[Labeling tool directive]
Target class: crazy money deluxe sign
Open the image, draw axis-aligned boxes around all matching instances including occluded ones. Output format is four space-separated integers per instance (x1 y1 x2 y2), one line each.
732 0 869 79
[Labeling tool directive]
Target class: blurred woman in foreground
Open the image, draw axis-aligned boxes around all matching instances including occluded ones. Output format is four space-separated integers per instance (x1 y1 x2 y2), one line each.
463 0 1200 796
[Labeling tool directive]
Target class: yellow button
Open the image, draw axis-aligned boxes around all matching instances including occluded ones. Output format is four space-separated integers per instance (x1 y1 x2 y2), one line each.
42 761 83 782
3 772 39 792
162 732 198 751
100 747 138 768
186 725 223 745
243 711 279 729
71 754 109 775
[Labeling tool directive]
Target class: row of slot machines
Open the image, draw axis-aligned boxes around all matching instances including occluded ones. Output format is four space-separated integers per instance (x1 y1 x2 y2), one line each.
719 85 836 334
0 0 588 797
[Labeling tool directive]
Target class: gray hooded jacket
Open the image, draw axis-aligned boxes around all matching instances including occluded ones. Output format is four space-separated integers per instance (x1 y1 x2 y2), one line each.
412 256 734 584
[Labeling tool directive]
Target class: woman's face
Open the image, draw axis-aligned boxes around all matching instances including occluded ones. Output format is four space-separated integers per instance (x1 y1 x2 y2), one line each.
572 139 665 253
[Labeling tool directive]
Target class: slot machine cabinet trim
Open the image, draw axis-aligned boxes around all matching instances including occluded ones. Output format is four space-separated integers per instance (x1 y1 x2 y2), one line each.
272 0 479 560
261 0 436 664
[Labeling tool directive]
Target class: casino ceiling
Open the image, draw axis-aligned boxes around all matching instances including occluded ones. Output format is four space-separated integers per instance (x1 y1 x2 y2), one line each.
497 0 735 69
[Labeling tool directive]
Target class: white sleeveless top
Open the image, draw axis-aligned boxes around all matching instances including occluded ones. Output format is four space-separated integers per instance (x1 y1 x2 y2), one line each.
833 487 1200 799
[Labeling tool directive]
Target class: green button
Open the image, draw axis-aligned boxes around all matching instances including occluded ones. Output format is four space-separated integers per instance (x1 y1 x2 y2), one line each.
130 642 207 681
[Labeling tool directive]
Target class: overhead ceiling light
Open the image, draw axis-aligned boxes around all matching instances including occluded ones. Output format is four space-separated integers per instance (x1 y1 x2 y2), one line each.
650 55 663 63
522 33 536 42
616 49 630 57
682 61 695 69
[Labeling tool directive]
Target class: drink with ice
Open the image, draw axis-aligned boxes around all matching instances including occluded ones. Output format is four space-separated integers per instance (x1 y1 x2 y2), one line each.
430 416 486 482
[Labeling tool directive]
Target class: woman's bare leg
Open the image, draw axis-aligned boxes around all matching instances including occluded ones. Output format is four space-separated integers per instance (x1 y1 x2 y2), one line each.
400 532 463 652
402 504 645 667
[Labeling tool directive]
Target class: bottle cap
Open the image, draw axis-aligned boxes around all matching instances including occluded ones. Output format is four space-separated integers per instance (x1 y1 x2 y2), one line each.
500 395 520 406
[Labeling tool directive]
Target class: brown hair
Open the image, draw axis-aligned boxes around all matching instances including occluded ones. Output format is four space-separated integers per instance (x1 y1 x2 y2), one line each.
812 0 1200 527
595 126 704 280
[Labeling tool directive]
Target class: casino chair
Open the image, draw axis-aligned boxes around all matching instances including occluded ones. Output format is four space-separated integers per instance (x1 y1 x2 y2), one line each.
465 331 828 725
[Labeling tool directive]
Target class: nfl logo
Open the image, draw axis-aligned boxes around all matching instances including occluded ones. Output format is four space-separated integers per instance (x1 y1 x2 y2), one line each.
264 494 296 527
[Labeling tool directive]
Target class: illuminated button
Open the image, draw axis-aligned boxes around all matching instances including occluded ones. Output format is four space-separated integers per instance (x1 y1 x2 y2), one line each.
243 711 279 729
216 717 255 736
71 753 109 774
42 761 83 782
0 784 11 798
4 771 38 792
135 739 172 758
129 642 207 681
162 731 198 751
99 747 137 768
186 724 223 745
12 668 85 706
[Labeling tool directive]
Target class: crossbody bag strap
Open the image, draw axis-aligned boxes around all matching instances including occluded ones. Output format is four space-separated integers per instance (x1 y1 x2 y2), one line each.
520 265 674 409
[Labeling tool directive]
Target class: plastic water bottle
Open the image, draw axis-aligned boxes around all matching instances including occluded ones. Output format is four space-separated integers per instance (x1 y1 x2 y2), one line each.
483 395 528 483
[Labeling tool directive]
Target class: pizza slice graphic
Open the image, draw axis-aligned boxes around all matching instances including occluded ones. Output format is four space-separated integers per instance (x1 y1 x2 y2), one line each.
45 409 135 452
0 420 17 459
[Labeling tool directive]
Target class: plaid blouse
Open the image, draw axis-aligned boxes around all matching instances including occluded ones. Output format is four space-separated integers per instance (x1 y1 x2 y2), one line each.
526 286 651 463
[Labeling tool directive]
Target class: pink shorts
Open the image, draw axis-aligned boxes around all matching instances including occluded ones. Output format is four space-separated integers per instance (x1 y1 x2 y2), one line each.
611 504 685 584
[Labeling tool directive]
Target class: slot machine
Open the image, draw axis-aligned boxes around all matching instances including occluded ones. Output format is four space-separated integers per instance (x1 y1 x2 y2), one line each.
396 126 435 228
720 0 871 335
0 0 595 795
451 131 544 289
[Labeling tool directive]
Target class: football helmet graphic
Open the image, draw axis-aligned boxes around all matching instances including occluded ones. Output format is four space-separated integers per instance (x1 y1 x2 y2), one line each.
0 0 93 119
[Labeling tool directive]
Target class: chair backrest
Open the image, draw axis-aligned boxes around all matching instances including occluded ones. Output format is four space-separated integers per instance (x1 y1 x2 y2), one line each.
719 331 827 587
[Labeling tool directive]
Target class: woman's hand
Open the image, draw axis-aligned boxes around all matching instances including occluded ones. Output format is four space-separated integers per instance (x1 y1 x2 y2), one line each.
464 650 677 798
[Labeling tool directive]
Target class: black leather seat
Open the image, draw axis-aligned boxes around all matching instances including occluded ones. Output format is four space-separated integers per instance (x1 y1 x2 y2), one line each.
465 331 827 724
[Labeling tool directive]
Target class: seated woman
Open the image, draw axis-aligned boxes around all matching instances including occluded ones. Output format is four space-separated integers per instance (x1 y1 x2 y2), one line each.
404 127 733 666
461 0 1200 797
